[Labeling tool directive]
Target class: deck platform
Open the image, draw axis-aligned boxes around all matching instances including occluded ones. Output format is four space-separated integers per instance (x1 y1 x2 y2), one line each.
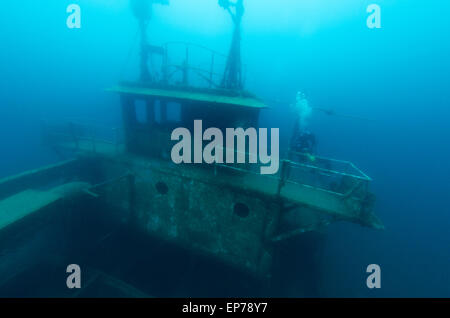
108 84 268 109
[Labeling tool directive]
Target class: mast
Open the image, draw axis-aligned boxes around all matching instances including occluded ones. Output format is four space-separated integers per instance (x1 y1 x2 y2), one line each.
130 0 169 82
219 0 244 91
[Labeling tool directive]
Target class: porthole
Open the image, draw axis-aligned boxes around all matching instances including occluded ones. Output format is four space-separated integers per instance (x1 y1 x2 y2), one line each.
155 181 169 195
233 202 250 218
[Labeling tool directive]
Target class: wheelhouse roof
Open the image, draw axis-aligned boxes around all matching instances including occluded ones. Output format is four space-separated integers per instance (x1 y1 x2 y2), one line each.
108 84 268 109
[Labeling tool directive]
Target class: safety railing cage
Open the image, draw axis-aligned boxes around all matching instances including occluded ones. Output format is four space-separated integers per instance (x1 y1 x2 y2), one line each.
211 149 372 201
145 41 245 90
280 151 371 198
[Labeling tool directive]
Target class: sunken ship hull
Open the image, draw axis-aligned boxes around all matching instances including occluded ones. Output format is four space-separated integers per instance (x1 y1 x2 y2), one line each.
0 0 382 297
0 83 382 297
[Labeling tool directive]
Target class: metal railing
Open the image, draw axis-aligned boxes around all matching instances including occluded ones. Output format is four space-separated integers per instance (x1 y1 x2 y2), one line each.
41 120 124 155
148 41 245 90
279 151 371 198
42 121 371 203
210 148 372 201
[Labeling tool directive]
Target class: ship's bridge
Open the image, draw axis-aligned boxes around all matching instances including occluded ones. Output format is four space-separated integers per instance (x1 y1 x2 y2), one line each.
108 82 266 160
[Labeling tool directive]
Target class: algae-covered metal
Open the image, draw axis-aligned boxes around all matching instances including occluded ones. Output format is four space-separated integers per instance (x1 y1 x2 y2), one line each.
0 0 383 295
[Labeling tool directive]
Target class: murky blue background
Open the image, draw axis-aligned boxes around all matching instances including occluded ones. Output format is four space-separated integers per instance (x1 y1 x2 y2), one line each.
0 0 449 297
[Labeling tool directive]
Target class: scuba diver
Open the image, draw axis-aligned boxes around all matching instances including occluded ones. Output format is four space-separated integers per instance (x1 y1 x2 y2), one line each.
292 130 316 155
289 92 317 162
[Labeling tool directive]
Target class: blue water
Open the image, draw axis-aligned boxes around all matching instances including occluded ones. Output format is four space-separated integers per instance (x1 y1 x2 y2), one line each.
0 0 449 297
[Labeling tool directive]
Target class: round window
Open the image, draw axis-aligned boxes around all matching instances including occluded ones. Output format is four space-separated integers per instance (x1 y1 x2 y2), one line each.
155 181 169 195
233 202 250 218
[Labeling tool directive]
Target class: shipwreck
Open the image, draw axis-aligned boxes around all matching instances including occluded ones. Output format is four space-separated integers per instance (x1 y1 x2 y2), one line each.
0 0 382 297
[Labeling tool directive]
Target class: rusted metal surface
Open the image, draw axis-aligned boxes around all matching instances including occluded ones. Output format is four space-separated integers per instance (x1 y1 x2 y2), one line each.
0 113 382 281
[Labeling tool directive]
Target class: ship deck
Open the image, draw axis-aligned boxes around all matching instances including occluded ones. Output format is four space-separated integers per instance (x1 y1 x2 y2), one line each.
52 139 382 231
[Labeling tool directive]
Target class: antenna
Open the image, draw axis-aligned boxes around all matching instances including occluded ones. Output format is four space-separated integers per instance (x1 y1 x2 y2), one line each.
130 0 169 82
219 0 244 91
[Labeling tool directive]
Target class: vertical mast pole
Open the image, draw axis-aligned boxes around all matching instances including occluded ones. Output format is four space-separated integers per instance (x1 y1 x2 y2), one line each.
220 0 244 90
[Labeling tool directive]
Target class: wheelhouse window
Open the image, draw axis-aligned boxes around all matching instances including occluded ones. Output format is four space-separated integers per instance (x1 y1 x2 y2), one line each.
135 100 148 124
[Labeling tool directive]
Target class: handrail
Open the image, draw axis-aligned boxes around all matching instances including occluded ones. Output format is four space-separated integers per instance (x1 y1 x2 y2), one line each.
155 41 245 89
43 122 372 200
288 151 372 181
284 159 370 182
42 121 124 155
42 118 124 132
164 41 228 59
